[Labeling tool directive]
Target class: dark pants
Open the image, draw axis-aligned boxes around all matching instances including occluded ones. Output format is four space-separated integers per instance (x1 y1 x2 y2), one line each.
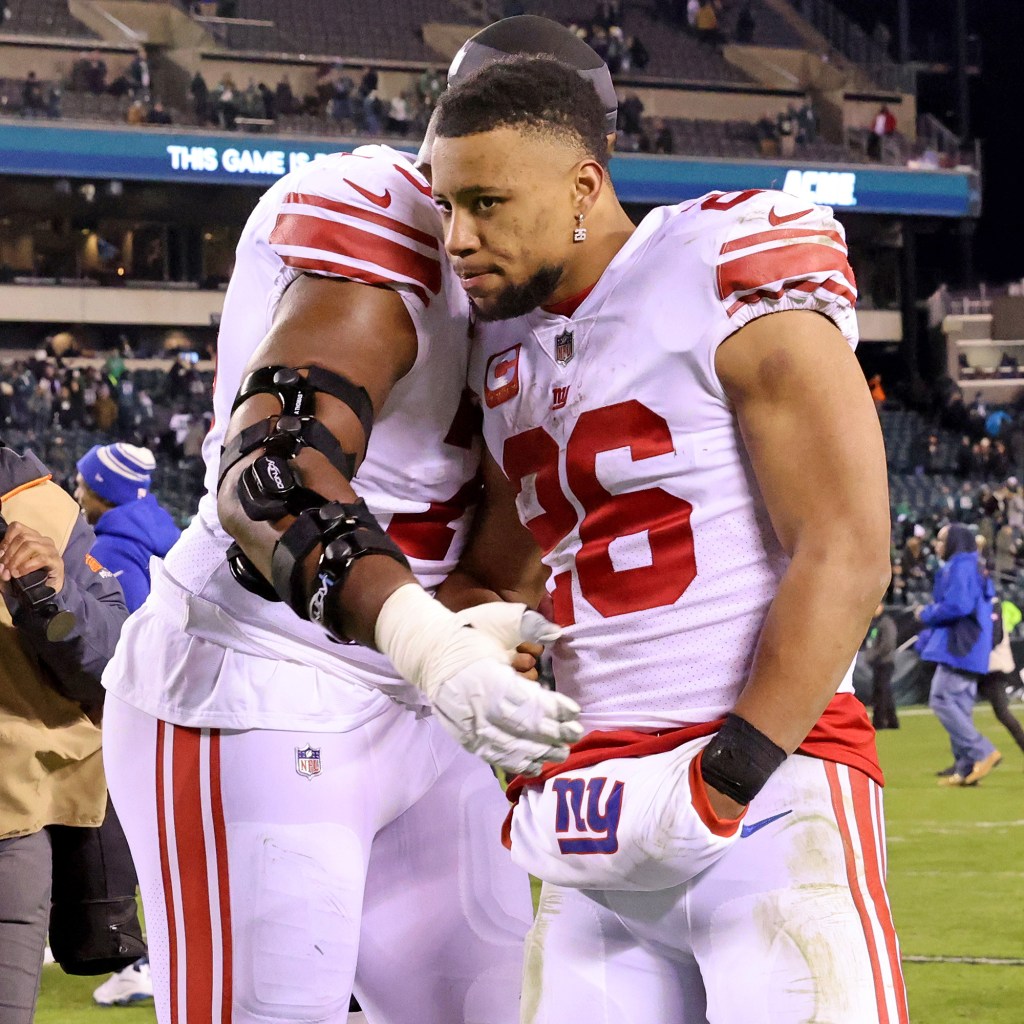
0 829 52 1024
979 672 1024 754
872 662 899 729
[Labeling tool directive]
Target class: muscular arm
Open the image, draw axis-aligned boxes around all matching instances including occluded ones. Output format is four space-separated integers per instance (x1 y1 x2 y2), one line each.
713 309 891 808
217 274 420 646
435 448 548 612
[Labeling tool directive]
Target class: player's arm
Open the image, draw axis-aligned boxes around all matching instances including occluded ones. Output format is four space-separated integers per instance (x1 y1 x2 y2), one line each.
435 448 548 613
709 308 891 816
217 273 581 774
217 273 418 646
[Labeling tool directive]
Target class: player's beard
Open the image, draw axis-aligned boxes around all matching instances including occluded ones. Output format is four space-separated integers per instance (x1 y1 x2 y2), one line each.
472 263 564 321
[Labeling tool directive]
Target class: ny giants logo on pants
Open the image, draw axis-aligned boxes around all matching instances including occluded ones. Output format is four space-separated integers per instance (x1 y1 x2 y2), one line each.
552 776 625 854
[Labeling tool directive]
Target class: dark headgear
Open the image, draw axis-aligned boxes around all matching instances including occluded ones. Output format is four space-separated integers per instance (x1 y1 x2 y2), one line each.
447 16 618 136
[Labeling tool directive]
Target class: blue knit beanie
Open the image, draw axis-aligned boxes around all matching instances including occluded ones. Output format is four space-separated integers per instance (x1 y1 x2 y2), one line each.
76 443 155 506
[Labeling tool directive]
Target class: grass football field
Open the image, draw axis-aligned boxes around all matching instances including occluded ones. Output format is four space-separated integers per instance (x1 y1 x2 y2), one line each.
36 705 1024 1023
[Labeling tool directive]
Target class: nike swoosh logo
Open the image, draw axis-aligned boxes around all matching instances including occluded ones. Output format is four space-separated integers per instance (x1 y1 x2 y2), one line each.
740 809 793 838
343 179 393 209
768 206 813 227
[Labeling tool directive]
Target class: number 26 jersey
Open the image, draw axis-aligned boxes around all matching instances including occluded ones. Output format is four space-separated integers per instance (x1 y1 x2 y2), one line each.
469 190 860 732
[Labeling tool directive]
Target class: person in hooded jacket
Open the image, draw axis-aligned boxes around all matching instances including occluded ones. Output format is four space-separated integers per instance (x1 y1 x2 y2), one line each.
72 442 179 1006
915 523 1003 786
73 444 180 613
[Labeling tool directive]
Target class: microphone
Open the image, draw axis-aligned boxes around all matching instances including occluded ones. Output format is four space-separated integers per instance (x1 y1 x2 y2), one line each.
0 512 77 642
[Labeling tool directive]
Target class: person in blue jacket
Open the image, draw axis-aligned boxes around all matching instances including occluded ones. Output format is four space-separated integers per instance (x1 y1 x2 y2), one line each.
915 523 1002 786
73 443 180 613
72 442 181 1006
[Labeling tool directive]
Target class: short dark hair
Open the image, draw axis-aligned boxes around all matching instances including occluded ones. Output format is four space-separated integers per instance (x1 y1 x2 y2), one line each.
435 54 610 169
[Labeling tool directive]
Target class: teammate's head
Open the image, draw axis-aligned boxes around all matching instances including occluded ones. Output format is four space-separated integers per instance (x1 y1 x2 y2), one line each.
447 16 617 137
431 54 618 321
417 15 616 170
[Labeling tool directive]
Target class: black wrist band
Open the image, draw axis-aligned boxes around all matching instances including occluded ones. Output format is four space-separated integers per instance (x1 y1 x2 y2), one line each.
700 713 787 806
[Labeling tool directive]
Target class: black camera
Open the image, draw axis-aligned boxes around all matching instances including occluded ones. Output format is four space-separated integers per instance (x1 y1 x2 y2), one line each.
0 507 77 642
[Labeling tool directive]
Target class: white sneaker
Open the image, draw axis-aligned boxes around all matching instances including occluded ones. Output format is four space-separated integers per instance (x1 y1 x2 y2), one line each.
92 958 153 1006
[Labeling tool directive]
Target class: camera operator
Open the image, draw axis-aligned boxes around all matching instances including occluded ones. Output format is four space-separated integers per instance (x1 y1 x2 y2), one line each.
0 441 128 1023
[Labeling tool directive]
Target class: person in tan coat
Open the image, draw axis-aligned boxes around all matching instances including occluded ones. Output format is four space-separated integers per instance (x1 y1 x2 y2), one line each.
0 442 128 1023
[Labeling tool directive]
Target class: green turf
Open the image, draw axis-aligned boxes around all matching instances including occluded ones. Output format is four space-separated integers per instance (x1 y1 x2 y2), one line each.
35 705 1024 1023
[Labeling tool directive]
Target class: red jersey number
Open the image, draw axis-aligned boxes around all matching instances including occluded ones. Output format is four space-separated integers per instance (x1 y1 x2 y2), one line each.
502 400 696 623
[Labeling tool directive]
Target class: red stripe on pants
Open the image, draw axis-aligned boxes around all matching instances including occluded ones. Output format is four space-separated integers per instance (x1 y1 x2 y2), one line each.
209 732 234 1024
825 761 889 1024
155 721 179 1024
850 772 909 1023
172 726 215 1024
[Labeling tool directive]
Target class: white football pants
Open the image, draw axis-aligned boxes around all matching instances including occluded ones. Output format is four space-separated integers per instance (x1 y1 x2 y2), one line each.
104 693 533 1024
519 754 909 1024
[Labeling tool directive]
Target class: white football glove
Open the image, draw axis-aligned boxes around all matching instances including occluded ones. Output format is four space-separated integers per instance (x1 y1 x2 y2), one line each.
375 585 582 775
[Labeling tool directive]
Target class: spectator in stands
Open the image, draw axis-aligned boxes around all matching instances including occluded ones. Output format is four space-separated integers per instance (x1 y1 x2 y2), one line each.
45 84 62 119
21 72 45 118
273 75 294 117
257 81 274 120
91 384 118 434
735 1 756 43
686 0 700 30
901 527 928 584
868 104 897 161
916 523 1002 786
127 49 151 101
329 69 354 124
695 0 723 46
387 93 410 136
146 101 172 126
956 436 977 476
190 69 209 123
126 100 146 125
628 34 650 70
213 76 238 131
654 119 674 154
617 91 644 149
756 110 779 156
417 68 442 116
861 602 899 729
796 98 817 143
777 105 798 157
359 66 379 100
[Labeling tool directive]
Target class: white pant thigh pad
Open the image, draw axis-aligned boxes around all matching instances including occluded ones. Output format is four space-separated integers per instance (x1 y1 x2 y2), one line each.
510 735 743 891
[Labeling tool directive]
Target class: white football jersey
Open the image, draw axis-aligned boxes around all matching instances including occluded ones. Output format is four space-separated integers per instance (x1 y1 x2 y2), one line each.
469 189 860 731
109 145 478 729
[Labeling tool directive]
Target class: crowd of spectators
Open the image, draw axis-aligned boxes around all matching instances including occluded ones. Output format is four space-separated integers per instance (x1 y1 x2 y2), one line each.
565 2 650 74
0 343 213 524
185 63 439 136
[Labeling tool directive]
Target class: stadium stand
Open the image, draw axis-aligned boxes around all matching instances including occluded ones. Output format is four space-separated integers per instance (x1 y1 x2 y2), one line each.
1 0 98 38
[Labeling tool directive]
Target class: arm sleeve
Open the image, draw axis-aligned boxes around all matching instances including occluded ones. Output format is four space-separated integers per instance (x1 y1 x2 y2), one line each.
267 149 443 315
12 514 129 703
88 534 148 613
919 563 980 626
696 189 859 397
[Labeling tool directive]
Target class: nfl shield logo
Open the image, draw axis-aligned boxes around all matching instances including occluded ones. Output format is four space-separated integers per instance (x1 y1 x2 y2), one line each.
295 745 322 780
555 329 575 367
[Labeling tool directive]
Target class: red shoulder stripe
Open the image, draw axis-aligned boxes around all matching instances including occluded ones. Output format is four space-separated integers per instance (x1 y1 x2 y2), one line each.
718 242 856 304
272 214 441 294
279 253 430 306
281 191 438 250
720 226 847 256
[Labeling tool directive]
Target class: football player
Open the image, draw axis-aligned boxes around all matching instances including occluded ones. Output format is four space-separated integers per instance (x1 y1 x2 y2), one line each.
100 22 613 1024
432 54 907 1023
